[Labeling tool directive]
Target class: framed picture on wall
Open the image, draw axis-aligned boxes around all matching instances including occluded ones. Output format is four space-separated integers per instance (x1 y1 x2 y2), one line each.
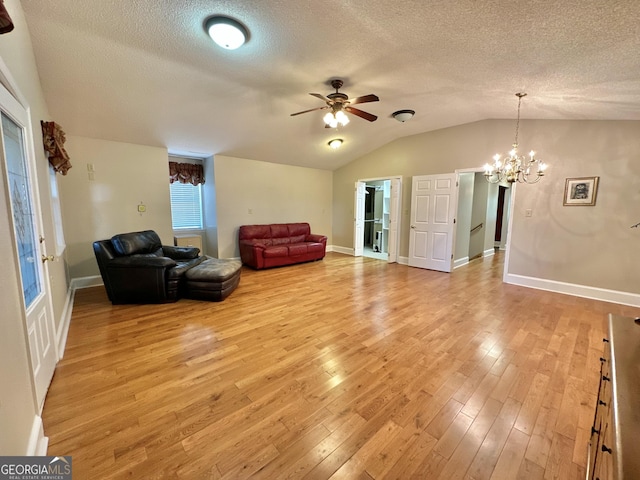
563 176 599 206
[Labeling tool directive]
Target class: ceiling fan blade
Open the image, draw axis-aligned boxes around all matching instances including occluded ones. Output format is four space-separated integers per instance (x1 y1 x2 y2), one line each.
309 93 329 102
345 106 378 122
290 106 329 116
349 94 379 105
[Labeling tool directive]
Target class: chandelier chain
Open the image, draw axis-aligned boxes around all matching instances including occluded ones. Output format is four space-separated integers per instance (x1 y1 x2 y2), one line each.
514 94 522 146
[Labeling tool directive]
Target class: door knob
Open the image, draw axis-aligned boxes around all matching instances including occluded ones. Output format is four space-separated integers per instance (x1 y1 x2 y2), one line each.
41 255 55 263
410 225 416 229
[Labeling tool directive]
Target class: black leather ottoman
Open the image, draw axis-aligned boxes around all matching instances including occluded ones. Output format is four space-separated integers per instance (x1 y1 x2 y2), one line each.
184 258 241 301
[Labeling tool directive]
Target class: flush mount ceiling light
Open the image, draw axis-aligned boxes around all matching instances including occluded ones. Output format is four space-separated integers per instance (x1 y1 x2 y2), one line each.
328 138 343 150
392 109 415 122
205 16 249 50
483 93 548 184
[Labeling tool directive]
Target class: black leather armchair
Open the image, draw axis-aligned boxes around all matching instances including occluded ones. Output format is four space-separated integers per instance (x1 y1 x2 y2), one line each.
93 230 205 304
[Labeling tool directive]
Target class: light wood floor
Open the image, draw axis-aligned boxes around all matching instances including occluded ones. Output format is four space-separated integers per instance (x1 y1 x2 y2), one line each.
43 252 639 479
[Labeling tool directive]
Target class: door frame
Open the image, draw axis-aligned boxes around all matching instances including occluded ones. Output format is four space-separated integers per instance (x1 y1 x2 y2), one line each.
353 175 402 263
455 167 512 278
0 58 59 411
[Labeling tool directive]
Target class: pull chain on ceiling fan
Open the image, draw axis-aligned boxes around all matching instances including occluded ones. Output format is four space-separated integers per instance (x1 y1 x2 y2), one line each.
290 79 379 127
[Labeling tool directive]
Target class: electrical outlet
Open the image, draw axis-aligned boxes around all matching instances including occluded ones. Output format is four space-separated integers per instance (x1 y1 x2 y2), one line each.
138 204 146 213
525 209 533 217
88 171 95 181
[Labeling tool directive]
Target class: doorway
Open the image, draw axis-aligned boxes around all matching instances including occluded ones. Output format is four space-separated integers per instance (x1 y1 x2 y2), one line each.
363 181 389 260
454 170 510 269
353 176 402 262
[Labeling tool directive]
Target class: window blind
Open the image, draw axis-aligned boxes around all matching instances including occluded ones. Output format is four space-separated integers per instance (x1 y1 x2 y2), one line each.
170 181 203 229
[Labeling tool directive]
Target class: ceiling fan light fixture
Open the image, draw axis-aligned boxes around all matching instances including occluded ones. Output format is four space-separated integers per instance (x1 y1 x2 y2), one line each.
392 109 415 122
291 79 379 126
205 16 248 50
323 112 335 127
335 110 349 125
323 111 349 128
328 138 343 150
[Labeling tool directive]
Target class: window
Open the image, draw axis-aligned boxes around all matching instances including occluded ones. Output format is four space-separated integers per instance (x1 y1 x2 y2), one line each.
49 166 66 255
170 181 203 229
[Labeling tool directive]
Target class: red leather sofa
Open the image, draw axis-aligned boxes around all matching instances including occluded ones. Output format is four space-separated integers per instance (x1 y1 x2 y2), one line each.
239 223 327 270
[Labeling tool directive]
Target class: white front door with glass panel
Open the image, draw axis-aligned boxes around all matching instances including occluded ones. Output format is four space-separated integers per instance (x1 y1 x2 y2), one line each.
0 83 57 410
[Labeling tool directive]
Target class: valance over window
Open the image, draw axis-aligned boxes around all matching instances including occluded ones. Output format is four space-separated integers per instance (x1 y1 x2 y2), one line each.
169 161 205 186
41 121 72 175
0 0 14 34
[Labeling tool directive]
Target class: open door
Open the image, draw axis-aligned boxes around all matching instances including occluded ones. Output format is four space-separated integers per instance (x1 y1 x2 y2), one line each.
353 181 365 256
387 177 401 263
408 173 458 272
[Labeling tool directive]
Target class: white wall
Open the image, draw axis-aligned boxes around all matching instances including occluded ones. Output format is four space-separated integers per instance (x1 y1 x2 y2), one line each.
454 172 474 263
506 120 640 293
202 155 218 257
60 136 171 278
214 155 333 259
470 174 489 259
0 0 64 454
333 119 640 297
59 145 334 276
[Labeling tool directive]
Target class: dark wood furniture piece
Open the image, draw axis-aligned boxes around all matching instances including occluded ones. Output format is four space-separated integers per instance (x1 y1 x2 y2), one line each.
587 314 640 480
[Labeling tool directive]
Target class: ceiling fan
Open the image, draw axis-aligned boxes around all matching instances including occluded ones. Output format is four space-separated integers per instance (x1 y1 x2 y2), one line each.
290 79 379 127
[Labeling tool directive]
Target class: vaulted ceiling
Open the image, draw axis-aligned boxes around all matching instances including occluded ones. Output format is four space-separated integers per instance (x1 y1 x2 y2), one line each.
21 0 640 170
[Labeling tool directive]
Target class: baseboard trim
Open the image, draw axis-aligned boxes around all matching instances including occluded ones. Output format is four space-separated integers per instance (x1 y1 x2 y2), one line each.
57 276 102 359
504 273 640 308
26 415 48 455
483 248 495 258
454 256 470 269
330 245 353 255
56 286 75 359
70 275 103 290
398 256 409 265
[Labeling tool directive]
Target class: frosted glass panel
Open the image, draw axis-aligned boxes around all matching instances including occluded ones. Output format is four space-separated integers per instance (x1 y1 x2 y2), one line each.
4 112 41 308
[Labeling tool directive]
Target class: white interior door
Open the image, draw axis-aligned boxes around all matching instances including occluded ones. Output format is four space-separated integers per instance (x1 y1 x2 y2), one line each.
353 181 365 256
408 173 458 272
0 82 57 410
387 177 401 263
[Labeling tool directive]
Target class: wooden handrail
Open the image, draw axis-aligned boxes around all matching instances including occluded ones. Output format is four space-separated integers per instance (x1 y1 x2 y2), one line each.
470 222 483 234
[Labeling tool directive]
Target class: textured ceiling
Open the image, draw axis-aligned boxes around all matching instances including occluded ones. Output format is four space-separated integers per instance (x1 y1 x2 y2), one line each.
21 0 640 170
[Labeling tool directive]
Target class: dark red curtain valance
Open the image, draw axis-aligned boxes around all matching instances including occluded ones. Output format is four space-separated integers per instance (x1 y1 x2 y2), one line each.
0 0 14 34
169 161 205 186
41 121 72 175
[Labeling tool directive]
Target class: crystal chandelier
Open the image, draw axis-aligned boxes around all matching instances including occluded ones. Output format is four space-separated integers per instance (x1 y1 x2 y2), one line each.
484 93 547 184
